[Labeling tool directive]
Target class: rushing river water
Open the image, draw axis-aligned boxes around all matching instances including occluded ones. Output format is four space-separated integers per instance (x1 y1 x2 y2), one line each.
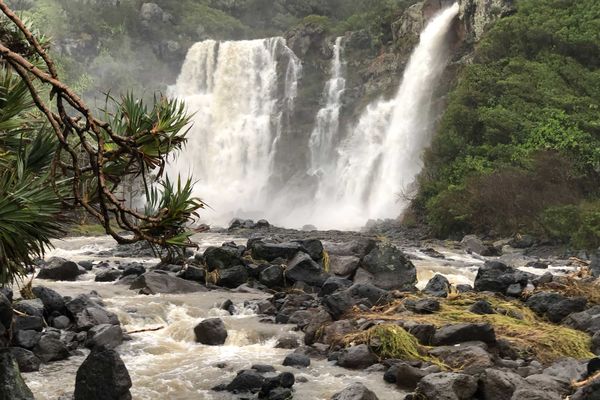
22 233 568 399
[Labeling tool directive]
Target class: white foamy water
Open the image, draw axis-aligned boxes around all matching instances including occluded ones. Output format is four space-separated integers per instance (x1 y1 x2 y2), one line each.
168 4 459 230
25 236 404 400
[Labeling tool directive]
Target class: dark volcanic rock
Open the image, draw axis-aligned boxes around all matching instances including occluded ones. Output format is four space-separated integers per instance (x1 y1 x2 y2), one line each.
218 265 249 288
429 344 493 373
0 349 34 399
37 257 80 281
259 265 284 288
386 362 428 390
412 298 440 314
226 369 265 393
330 382 379 400
0 287 13 302
282 353 310 368
323 283 392 319
479 368 527 400
194 318 227 345
121 263 146 277
177 265 205 282
563 305 600 334
469 300 495 315
95 269 122 282
423 274 450 297
13 299 44 318
526 292 587 323
297 238 324 261
31 286 66 315
329 255 360 277
337 344 378 369
86 324 123 350
590 249 600 278
8 348 41 373
14 316 43 332
473 261 532 294
319 276 353 297
415 372 478 400
358 243 417 291
204 244 244 270
251 241 302 262
432 323 496 346
285 252 329 287
130 272 206 294
12 330 42 349
74 347 132 400
32 335 69 363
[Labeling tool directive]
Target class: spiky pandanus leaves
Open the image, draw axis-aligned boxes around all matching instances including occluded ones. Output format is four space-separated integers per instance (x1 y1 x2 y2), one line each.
0 2 205 270
0 169 65 285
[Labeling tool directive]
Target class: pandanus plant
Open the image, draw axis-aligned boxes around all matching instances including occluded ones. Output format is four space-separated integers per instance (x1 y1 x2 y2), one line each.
0 1 204 284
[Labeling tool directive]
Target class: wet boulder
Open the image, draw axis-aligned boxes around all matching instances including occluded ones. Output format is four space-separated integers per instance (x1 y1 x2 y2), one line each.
474 261 532 295
357 243 417 291
130 271 206 295
330 382 379 400
74 347 132 400
37 257 80 281
32 335 69 363
285 252 329 287
72 306 120 332
385 362 428 389
320 276 353 297
479 368 528 400
336 344 378 369
282 353 310 368
177 265 205 283
31 286 67 314
329 255 361 277
12 330 42 349
8 348 41 373
226 369 265 393
14 316 43 332
204 244 244 271
563 305 600 334
13 299 44 318
469 300 495 315
415 372 478 400
296 238 324 261
324 238 377 259
86 324 123 350
218 265 249 288
432 323 496 346
95 269 122 282
194 318 227 345
323 284 392 319
51 315 70 330
0 349 34 400
259 265 284 288
423 274 450 297
461 235 498 256
250 240 303 262
527 292 587 323
429 344 493 374
121 263 146 277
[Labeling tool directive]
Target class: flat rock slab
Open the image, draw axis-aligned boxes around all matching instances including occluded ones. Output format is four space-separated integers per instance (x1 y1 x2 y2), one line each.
130 272 207 294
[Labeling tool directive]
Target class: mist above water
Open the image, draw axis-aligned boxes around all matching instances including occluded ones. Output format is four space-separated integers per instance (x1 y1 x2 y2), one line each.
169 4 460 230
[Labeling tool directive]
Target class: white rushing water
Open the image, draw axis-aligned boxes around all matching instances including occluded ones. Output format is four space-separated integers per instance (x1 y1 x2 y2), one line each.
168 38 301 222
309 36 346 178
170 4 459 229
308 3 460 229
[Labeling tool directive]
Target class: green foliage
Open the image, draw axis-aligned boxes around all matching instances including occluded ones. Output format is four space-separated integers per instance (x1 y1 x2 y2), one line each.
419 0 600 245
541 203 600 250
0 68 65 285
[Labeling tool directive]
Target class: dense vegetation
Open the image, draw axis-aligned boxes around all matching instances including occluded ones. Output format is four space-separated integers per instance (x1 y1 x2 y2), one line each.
10 0 414 100
416 0 600 249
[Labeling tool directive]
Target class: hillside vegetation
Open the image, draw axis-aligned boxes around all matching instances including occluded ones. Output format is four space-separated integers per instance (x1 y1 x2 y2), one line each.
416 0 600 249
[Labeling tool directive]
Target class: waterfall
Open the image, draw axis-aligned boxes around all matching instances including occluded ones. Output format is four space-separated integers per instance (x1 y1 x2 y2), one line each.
309 36 346 177
307 3 460 229
168 38 301 223
170 3 459 229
